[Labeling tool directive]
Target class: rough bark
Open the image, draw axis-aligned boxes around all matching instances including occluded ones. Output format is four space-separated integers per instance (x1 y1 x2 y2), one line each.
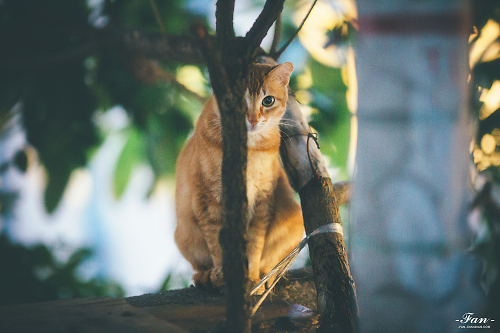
299 177 358 332
192 20 251 332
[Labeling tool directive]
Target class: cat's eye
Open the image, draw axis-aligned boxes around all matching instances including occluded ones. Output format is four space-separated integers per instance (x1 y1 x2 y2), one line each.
262 95 275 107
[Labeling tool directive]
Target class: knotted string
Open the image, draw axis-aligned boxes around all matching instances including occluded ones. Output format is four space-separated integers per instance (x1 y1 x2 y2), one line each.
284 129 321 180
250 223 343 316
306 131 320 178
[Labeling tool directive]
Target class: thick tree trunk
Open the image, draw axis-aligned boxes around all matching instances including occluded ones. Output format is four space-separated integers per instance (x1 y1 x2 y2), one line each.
299 177 358 332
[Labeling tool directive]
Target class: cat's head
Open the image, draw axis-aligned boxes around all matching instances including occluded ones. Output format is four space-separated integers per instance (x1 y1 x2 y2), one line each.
245 62 294 137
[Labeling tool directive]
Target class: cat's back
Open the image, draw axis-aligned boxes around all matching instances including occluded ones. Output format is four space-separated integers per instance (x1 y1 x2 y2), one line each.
175 96 223 207
177 96 220 165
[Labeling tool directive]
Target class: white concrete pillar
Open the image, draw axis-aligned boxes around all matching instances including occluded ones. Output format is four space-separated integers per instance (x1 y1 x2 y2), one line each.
351 1 486 331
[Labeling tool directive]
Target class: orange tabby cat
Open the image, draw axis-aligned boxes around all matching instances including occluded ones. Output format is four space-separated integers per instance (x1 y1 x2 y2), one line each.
174 62 304 290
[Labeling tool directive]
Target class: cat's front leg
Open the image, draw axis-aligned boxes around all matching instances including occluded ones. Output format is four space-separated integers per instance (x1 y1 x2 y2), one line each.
246 203 271 294
247 231 268 294
199 221 225 289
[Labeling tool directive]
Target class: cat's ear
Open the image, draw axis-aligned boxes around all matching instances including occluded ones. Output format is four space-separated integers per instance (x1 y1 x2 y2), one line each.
268 62 294 86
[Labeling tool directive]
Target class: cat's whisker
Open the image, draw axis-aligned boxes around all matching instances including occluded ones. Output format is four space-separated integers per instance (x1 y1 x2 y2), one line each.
279 129 292 142
266 118 281 127
279 118 303 128
280 117 301 124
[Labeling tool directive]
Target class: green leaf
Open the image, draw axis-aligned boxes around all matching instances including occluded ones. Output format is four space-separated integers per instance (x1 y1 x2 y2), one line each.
145 108 192 179
159 273 172 292
43 165 72 214
113 127 147 199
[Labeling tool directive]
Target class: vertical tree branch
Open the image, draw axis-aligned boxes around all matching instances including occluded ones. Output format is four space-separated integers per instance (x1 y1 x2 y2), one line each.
244 0 286 60
200 2 288 332
269 14 281 58
194 1 311 331
215 0 236 57
213 3 250 332
192 21 251 332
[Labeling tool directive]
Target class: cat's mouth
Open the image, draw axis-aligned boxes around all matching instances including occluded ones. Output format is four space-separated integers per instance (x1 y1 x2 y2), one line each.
246 119 265 134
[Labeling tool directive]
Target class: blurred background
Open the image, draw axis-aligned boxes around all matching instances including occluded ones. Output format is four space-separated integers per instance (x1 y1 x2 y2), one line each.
0 0 498 317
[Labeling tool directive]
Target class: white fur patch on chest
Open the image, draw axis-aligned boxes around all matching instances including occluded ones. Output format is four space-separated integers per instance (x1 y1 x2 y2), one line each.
246 150 277 221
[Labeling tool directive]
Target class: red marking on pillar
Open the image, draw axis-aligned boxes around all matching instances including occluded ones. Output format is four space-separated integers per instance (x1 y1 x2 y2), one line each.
359 13 469 35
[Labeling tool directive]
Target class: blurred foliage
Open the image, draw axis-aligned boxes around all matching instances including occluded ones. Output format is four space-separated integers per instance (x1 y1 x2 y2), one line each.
0 0 98 212
0 0 202 211
0 234 124 306
0 0 352 211
470 0 500 320
0 0 355 304
113 126 147 198
306 59 350 174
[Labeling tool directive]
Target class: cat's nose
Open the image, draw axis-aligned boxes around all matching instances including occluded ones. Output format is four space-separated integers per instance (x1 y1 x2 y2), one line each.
249 119 258 126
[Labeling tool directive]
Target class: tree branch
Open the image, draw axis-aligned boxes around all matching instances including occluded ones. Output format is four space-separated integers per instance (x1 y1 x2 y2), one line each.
244 0 286 60
149 0 166 34
191 2 288 331
0 29 205 71
270 14 281 57
299 178 358 332
129 57 207 103
119 30 204 63
275 0 317 58
216 0 236 57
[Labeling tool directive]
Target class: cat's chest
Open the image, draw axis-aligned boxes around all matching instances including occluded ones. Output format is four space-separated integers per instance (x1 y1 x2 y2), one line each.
246 150 280 214
198 145 280 220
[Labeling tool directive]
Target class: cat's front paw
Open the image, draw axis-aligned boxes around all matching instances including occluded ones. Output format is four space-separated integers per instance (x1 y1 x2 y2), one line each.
252 281 266 295
252 275 276 295
193 270 211 289
209 267 224 289
192 268 224 291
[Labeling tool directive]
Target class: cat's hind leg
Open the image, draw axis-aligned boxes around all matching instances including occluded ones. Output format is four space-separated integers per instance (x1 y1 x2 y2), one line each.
259 175 304 278
174 215 213 287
